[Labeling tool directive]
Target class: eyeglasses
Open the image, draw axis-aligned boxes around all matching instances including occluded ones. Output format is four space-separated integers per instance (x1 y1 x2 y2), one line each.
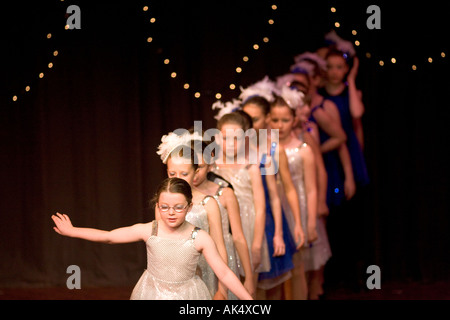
158 203 189 213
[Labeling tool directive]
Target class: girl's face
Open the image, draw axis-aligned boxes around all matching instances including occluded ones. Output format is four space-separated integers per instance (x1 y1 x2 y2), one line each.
157 191 191 228
296 103 312 124
326 55 349 85
292 73 310 95
219 123 245 159
192 161 209 187
268 106 296 140
167 156 197 186
243 103 266 131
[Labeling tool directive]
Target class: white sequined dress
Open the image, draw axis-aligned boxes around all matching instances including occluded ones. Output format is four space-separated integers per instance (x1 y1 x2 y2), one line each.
212 165 271 275
130 221 211 300
277 143 332 271
185 196 218 297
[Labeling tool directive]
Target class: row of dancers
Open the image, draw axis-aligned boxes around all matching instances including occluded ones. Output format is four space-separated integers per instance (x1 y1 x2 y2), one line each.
51 31 369 300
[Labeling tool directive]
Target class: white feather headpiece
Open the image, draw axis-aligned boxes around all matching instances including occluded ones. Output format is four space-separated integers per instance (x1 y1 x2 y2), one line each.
289 60 316 77
279 85 305 110
239 76 276 104
157 131 202 164
324 30 356 58
275 73 296 89
212 99 242 121
293 51 327 72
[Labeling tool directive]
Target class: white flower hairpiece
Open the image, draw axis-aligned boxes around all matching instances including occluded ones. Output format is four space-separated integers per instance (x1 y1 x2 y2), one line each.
212 99 242 121
324 30 356 58
156 131 200 164
239 76 276 104
293 51 327 73
279 85 305 110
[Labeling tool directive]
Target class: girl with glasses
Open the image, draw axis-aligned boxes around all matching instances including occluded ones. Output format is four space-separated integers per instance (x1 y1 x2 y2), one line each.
51 177 252 300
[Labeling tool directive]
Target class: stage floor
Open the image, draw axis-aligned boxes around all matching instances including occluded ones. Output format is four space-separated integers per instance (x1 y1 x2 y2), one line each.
1 280 449 300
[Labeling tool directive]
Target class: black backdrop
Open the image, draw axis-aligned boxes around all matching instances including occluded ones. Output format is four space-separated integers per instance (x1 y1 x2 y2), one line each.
1 0 449 289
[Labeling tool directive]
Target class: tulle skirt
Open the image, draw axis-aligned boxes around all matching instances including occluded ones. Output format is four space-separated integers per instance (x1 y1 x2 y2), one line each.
130 270 211 300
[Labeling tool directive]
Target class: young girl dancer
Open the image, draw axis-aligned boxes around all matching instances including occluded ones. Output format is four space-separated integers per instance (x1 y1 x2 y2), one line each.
269 86 331 300
51 177 252 300
320 45 370 289
211 110 271 292
156 133 228 299
240 78 304 299
190 135 255 299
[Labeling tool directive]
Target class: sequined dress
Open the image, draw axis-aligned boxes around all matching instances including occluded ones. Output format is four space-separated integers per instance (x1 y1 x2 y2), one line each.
130 220 211 300
185 196 217 297
213 185 239 300
212 165 271 275
277 143 332 271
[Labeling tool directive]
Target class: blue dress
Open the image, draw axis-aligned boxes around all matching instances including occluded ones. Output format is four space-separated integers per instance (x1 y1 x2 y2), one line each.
258 142 296 289
318 86 370 187
309 102 346 207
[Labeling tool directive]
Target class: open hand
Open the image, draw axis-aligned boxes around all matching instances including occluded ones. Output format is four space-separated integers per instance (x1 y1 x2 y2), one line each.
51 212 74 236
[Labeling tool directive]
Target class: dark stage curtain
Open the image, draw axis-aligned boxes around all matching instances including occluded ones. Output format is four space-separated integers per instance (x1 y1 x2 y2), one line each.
1 1 449 289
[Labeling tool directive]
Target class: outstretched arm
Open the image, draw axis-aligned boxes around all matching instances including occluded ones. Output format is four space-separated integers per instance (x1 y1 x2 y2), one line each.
196 230 253 300
51 213 149 244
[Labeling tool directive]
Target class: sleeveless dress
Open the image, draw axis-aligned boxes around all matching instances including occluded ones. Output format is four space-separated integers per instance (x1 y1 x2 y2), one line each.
309 102 346 206
213 185 239 300
130 220 211 300
258 142 296 289
212 165 271 275
185 196 217 298
318 86 370 187
277 143 332 271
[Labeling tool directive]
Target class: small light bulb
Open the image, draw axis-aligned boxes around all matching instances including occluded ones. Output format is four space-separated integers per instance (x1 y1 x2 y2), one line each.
171 72 177 78
215 93 222 100
229 84 236 90
331 7 336 13
335 22 340 28
236 67 242 73
194 92 201 98
183 83 190 89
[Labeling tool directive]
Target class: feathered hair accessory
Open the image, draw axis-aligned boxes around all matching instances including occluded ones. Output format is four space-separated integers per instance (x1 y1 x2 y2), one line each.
239 76 276 104
289 60 316 77
293 51 327 73
157 131 203 164
212 99 242 121
276 73 297 89
324 30 356 59
278 85 305 110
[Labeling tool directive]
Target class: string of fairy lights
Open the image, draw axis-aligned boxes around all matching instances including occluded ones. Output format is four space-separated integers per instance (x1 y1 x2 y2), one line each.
9 3 447 103
141 2 278 101
10 0 74 103
328 5 446 71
